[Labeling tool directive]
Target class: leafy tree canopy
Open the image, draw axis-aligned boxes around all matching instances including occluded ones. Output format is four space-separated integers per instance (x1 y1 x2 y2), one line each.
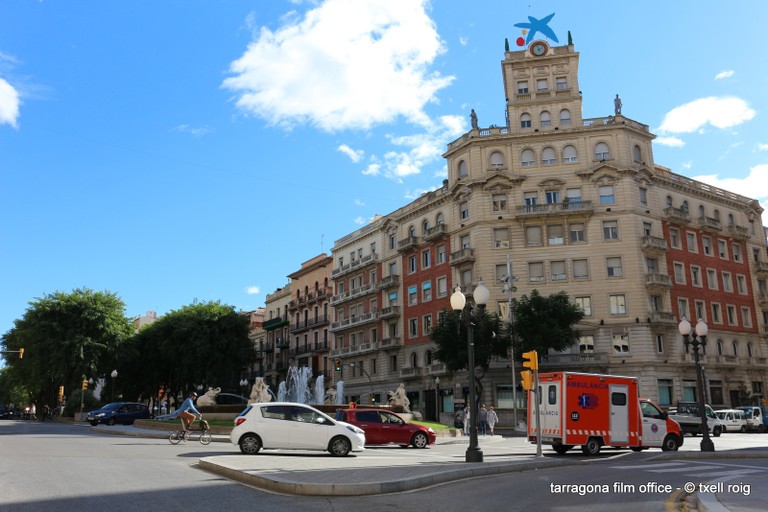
510 289 584 356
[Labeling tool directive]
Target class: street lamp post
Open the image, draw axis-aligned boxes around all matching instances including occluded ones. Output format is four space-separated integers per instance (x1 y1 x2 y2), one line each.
434 376 440 423
110 369 118 402
451 280 490 463
678 317 715 452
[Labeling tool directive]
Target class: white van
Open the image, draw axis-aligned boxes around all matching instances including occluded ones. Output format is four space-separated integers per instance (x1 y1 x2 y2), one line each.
715 409 747 433
736 405 768 433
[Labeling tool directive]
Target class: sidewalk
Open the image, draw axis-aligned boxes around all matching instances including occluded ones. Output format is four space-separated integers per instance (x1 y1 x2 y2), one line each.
91 422 768 509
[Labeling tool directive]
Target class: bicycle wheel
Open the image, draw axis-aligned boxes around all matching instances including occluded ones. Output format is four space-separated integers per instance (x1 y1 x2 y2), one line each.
169 431 182 445
199 431 212 445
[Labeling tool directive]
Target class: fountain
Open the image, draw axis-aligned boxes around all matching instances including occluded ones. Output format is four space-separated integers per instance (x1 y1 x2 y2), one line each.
335 380 345 405
277 381 287 402
314 375 325 405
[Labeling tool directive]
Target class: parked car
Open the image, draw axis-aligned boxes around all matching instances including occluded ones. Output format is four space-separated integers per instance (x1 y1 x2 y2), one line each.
230 402 366 456
736 405 768 433
715 409 748 433
338 408 436 448
86 402 150 426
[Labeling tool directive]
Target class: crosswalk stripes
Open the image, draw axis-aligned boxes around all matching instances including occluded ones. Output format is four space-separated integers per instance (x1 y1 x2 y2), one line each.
609 461 767 479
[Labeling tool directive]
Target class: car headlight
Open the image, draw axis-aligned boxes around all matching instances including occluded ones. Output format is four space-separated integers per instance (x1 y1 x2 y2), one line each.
96 413 106 418
346 425 365 435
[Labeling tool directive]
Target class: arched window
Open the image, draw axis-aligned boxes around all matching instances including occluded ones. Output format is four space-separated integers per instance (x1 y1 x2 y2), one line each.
425 350 433 365
520 113 532 128
698 205 705 217
542 147 557 165
594 142 610 160
633 144 642 162
716 339 723 356
458 160 468 177
540 111 551 126
422 219 430 233
409 225 416 238
410 352 418 368
732 340 738 356
521 149 536 167
713 209 720 221
727 213 734 226
489 151 504 170
563 145 578 163
560 109 571 125
436 213 445 225
666 195 673 208
681 200 689 212
748 342 754 357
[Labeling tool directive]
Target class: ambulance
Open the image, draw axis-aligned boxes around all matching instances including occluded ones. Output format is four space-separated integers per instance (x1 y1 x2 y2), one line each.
528 372 683 455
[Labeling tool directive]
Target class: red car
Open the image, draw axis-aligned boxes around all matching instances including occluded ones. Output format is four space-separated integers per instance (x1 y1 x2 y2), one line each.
338 408 436 448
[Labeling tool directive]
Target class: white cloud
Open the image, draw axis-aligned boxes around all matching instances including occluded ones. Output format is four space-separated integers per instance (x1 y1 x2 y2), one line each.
757 143 768 152
0 77 20 128
655 136 685 148
658 97 755 134
404 185 440 200
353 216 367 225
692 164 768 225
223 0 453 132
173 124 212 137
362 163 381 176
353 198 365 206
714 70 734 80
459 36 469 46
245 286 261 295
337 144 364 163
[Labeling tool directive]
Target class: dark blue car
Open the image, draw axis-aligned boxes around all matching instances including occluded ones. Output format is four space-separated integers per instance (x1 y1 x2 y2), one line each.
86 402 149 426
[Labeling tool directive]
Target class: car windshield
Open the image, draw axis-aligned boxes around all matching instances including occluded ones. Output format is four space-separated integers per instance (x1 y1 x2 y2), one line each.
102 403 123 411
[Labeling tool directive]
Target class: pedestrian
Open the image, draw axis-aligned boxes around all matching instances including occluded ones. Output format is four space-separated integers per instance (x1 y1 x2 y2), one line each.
463 405 470 435
479 404 488 435
30 403 37 421
487 406 499 436
335 408 343 420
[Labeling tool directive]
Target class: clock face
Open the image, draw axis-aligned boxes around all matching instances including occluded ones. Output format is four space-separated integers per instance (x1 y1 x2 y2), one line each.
531 42 547 56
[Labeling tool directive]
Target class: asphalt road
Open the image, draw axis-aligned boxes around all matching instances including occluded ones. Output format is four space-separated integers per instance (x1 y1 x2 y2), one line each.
1 420 766 512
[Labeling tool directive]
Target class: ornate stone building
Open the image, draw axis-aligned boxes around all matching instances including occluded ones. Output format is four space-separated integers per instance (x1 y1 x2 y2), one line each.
328 39 768 422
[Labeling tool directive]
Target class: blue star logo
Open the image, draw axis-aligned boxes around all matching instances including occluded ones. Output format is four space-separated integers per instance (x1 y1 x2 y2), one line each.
514 13 559 45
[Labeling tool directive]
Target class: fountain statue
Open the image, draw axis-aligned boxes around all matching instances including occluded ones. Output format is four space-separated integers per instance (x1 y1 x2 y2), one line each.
248 377 272 404
387 383 411 412
325 387 336 404
196 387 221 406
277 381 287 402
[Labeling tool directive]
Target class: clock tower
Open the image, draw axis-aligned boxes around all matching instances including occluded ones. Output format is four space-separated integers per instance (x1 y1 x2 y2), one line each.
502 40 583 135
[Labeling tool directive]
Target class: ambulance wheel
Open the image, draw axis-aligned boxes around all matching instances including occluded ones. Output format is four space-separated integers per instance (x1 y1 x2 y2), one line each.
581 438 601 456
661 434 681 451
553 445 572 455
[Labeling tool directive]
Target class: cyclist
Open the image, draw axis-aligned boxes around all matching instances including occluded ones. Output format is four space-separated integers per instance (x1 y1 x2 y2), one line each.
173 391 202 437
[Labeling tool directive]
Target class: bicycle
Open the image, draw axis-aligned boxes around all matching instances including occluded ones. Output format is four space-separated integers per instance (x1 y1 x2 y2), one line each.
169 419 212 445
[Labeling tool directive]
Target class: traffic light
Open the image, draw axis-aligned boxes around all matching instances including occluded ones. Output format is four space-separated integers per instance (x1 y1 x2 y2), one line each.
81 379 88 391
58 386 65 402
18 348 24 359
334 359 342 372
521 370 534 391
522 350 539 371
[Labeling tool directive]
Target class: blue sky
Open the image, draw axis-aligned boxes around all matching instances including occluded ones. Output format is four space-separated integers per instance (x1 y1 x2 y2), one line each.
2 0 768 343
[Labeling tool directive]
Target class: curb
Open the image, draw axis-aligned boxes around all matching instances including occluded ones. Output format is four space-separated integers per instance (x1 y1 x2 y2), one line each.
197 457 581 496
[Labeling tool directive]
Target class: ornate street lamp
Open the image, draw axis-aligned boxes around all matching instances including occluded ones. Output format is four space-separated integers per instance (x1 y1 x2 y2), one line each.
451 280 490 463
678 317 715 452
110 369 118 402
434 376 441 423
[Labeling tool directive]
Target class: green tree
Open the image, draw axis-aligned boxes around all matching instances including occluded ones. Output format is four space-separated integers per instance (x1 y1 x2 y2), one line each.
118 301 253 401
430 307 512 406
510 289 584 357
1 288 133 410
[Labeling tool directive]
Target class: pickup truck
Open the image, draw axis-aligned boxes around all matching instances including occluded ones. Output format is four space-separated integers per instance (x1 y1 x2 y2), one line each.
668 402 722 437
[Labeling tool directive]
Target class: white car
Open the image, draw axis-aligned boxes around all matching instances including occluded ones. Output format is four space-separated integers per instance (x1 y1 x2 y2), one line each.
715 409 748 433
230 402 366 456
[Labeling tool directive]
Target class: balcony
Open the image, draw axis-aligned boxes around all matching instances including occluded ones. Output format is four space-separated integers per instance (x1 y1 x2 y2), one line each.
379 336 402 350
755 261 768 278
649 311 676 324
424 224 448 242
275 337 289 350
645 272 672 288
758 293 768 310
262 316 289 331
663 207 690 224
539 352 609 367
515 200 593 220
427 363 447 376
400 367 423 379
330 311 379 332
378 274 400 289
697 216 722 232
640 235 667 253
397 236 419 253
726 224 750 241
450 248 475 266
379 306 401 319
331 253 380 279
290 315 330 334
330 283 377 306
